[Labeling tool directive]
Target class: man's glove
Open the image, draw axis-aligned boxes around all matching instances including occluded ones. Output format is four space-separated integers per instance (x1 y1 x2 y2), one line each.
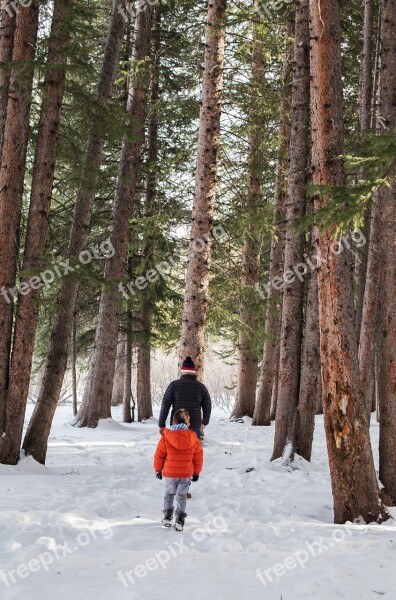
156 472 163 480
191 474 199 482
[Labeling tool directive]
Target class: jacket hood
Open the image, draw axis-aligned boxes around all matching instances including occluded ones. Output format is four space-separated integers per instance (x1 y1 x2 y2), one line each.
163 428 197 450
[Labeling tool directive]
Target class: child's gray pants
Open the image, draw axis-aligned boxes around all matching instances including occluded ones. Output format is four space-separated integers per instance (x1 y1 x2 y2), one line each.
164 477 191 514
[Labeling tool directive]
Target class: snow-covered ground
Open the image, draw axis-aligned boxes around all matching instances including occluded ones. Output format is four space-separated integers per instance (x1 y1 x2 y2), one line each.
1 405 395 599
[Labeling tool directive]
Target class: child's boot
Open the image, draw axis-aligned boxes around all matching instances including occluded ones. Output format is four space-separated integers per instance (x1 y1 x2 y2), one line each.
162 508 174 527
175 512 187 531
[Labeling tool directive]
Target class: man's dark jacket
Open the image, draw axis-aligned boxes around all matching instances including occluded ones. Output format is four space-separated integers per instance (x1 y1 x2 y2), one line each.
158 374 212 431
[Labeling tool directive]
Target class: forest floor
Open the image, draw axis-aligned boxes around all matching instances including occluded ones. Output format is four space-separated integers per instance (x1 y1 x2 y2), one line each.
1 405 396 600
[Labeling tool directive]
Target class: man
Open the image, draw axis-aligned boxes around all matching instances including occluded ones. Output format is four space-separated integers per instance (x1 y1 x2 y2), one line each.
158 356 212 439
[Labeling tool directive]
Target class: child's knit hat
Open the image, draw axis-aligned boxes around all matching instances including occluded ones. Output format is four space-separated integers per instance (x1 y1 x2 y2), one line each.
181 356 196 375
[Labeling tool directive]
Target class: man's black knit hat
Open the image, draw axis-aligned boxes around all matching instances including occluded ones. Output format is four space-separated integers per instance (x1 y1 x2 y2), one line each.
181 356 196 374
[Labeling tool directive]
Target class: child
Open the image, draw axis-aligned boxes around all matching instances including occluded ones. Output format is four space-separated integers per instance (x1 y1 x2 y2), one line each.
154 408 203 531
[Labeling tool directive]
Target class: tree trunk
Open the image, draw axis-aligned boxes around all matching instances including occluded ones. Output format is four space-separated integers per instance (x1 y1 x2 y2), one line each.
0 1 16 155
370 6 381 130
271 0 310 461
375 349 380 421
72 314 78 417
359 0 374 133
0 0 73 466
252 19 293 426
371 371 376 413
316 374 323 415
294 227 320 461
23 0 128 463
378 186 396 500
179 0 227 380
354 211 370 338
358 0 388 424
270 377 279 421
359 195 382 422
376 0 396 503
0 1 39 457
354 0 375 337
112 334 126 406
123 310 133 424
137 303 152 421
232 17 264 419
75 5 153 427
135 7 160 423
309 0 382 523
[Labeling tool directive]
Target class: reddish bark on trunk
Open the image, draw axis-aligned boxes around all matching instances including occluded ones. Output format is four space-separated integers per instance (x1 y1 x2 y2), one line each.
0 0 73 466
271 0 310 460
23 0 128 462
252 20 293 426
376 0 396 503
136 10 160 423
309 0 382 523
0 1 39 458
359 196 382 422
0 1 16 155
354 0 375 339
179 0 227 380
232 18 264 419
75 5 153 428
294 228 320 461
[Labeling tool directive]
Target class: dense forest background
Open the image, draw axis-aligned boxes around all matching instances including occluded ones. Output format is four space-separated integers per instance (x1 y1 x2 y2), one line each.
0 0 395 525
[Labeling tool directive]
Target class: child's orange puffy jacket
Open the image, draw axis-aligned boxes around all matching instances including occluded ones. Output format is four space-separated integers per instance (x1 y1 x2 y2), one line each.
154 429 203 478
